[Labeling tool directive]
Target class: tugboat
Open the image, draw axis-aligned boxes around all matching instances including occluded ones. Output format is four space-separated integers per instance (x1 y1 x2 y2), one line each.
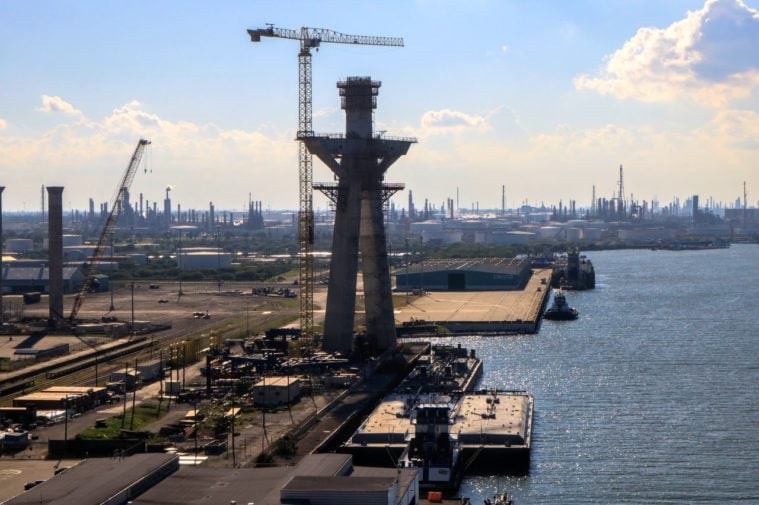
543 289 578 320
399 401 462 494
551 248 595 290
483 492 514 505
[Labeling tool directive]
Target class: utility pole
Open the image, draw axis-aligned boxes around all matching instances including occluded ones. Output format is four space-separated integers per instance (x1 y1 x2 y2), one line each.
177 230 183 297
130 281 135 339
109 233 115 311
63 394 69 458
121 362 128 429
231 395 237 468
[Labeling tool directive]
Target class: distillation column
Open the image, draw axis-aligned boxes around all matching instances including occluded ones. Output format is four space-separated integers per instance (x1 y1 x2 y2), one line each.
303 77 415 354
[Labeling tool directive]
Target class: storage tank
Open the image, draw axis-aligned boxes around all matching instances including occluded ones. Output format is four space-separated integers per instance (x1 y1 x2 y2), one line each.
584 227 603 241
5 238 33 253
62 234 83 246
538 226 561 239
177 249 232 269
565 227 584 241
566 220 588 228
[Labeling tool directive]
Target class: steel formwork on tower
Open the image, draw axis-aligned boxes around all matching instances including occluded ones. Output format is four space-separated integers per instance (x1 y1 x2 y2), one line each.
302 77 415 355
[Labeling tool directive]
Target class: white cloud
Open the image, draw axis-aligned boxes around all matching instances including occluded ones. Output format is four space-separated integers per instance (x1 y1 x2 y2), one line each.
0 99 297 209
420 109 489 132
500 44 509 54
37 95 83 115
575 0 759 105
395 115 757 211
0 117 6 129
709 108 759 149
313 107 338 119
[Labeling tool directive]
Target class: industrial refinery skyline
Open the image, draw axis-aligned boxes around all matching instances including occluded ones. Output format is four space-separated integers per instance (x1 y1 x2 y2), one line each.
1 0 758 212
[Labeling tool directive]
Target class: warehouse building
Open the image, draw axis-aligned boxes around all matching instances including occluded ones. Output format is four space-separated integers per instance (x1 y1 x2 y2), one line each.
1 265 85 294
3 453 179 505
395 257 532 291
132 453 418 505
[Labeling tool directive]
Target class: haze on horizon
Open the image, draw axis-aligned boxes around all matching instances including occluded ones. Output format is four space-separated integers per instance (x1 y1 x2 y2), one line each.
1 0 758 213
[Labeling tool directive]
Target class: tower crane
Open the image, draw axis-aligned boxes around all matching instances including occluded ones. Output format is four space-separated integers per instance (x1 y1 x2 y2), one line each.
247 25 403 345
68 139 151 323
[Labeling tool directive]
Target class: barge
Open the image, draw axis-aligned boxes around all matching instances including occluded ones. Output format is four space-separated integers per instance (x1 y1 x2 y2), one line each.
341 344 533 491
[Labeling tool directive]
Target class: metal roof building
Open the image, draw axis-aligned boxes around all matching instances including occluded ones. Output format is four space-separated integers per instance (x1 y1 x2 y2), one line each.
3 453 178 505
395 257 532 291
132 453 418 505
1 265 85 293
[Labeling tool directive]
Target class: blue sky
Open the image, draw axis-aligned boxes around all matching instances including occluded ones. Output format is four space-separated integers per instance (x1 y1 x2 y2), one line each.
1 0 758 212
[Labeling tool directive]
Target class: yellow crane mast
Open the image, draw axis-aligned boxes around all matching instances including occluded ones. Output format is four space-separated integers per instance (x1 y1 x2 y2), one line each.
247 25 403 346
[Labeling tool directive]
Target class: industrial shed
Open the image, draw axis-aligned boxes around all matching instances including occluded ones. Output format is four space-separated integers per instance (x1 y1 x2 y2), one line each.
1 265 85 293
252 376 301 407
395 258 531 291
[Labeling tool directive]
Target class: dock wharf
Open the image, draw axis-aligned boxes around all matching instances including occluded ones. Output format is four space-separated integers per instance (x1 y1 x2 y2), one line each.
396 268 552 336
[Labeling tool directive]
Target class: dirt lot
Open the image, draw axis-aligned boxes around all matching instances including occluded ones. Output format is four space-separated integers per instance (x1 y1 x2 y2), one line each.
0 281 319 365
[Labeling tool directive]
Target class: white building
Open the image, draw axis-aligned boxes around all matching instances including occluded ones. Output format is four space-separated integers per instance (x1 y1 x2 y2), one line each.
252 376 301 407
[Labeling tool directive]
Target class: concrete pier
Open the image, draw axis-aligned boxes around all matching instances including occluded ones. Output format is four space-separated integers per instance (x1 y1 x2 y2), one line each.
396 268 552 335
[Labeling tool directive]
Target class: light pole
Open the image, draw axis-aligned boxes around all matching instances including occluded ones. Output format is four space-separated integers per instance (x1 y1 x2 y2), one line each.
130 281 135 339
419 236 424 293
405 238 410 302
182 341 186 389
216 225 222 292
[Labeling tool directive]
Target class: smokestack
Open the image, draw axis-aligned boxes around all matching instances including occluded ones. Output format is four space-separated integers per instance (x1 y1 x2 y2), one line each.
47 186 64 323
501 185 505 216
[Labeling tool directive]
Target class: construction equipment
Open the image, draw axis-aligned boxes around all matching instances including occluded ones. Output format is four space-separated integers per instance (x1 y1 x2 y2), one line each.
68 139 151 323
247 24 403 345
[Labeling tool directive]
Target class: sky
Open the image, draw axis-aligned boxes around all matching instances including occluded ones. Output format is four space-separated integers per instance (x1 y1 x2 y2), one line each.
1 0 758 213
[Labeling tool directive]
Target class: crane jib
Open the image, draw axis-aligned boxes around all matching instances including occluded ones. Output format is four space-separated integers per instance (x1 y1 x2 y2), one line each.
248 26 403 47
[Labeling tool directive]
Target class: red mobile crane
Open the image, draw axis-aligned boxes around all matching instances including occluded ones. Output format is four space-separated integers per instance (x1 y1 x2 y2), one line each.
68 139 151 323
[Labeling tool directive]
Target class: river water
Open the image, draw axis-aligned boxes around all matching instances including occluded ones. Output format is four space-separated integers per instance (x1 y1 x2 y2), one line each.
437 244 759 504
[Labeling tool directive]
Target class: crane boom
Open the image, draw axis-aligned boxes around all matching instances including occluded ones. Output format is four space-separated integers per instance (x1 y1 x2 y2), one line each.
69 139 151 322
248 25 403 345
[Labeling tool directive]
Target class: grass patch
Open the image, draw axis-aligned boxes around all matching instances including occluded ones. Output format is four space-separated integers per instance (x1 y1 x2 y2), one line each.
77 404 167 440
